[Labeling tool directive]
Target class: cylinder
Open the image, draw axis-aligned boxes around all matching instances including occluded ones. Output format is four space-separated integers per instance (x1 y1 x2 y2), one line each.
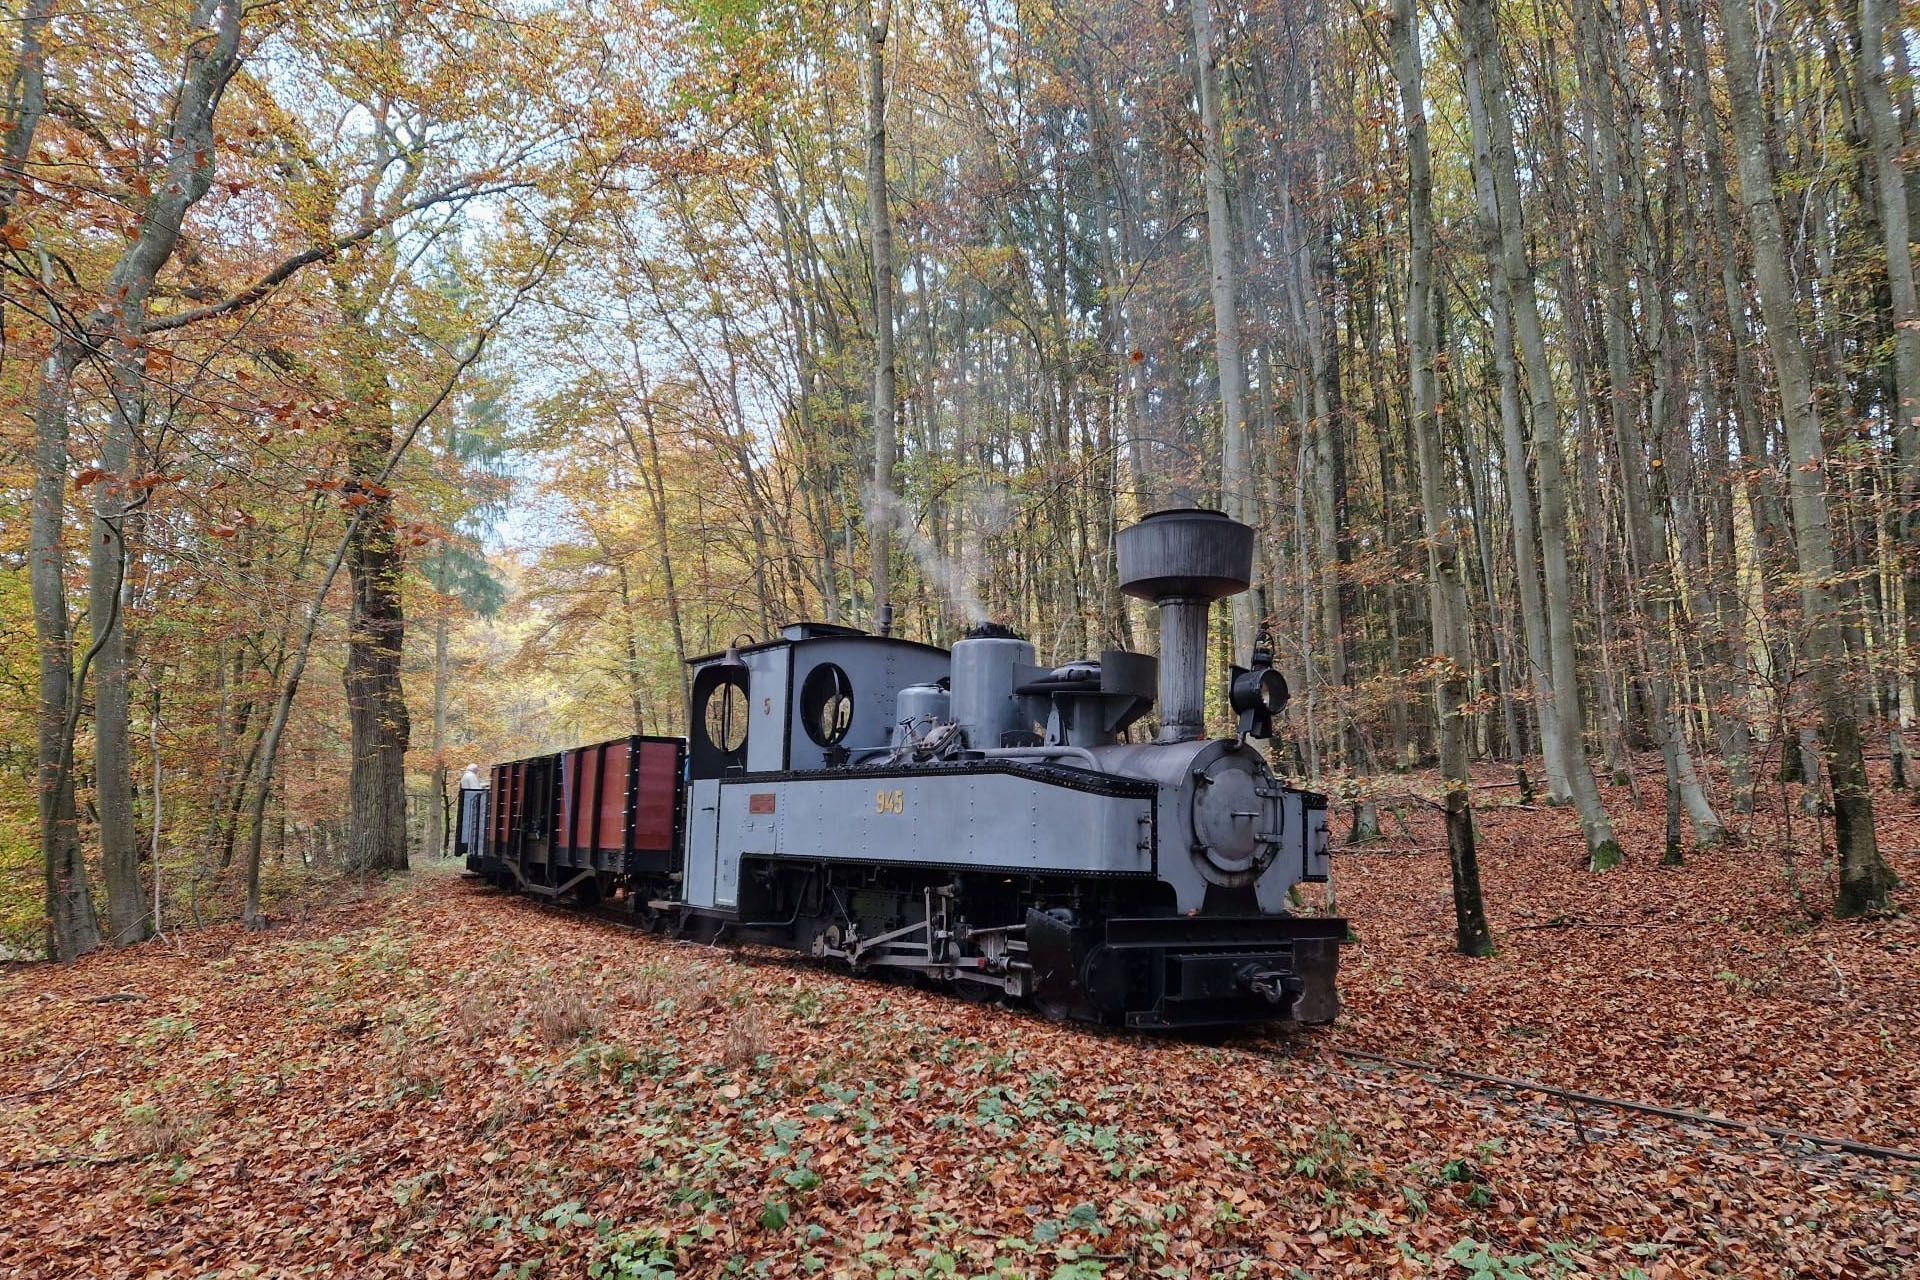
1156 599 1211 742
950 628 1035 750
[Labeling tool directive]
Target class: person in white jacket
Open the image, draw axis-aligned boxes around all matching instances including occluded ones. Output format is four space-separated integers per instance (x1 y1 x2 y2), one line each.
453 763 488 859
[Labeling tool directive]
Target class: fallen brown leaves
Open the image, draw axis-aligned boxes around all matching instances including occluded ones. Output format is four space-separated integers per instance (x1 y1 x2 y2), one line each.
0 767 1914 1278
1332 759 1920 1154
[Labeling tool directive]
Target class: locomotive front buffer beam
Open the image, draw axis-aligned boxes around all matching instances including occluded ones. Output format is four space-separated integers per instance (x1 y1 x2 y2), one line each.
1027 909 1347 1031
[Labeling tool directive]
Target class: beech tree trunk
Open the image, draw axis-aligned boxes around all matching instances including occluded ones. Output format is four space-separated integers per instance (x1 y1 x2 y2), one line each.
1395 0 1492 957
866 0 897 635
32 342 99 962
1460 53 1570 804
426 605 449 859
25 0 240 955
1572 0 1721 858
1717 0 1894 917
342 311 411 874
94 360 145 943
1191 0 1255 661
1859 0 1920 790
628 369 691 719
1678 0 1786 817
1458 0 1621 867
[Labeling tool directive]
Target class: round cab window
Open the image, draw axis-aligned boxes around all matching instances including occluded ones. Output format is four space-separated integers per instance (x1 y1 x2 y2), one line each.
703 678 749 755
800 663 854 746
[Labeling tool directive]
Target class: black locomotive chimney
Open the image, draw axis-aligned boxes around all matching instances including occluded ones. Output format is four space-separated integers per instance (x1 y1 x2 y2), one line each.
1116 508 1255 743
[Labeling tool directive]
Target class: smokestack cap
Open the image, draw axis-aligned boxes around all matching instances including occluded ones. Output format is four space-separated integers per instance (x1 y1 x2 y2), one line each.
1117 508 1255 603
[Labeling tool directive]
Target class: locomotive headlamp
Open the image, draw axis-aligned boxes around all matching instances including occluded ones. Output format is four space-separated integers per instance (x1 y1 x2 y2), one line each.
1229 648 1289 741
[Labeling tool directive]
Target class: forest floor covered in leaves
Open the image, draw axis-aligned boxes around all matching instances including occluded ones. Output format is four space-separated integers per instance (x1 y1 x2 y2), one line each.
2 766 1916 1278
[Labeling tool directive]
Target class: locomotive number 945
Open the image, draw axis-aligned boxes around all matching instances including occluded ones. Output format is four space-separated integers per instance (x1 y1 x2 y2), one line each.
459 509 1343 1031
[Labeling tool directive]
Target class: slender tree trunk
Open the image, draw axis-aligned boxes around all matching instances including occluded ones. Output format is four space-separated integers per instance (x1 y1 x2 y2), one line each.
32 340 100 961
1395 0 1492 956
625 368 691 721
615 563 647 733
1718 0 1894 916
1458 0 1620 866
1454 319 1531 797
1573 0 1721 857
149 677 163 934
758 123 842 620
1860 0 1920 790
1460 47 1570 802
426 603 449 859
24 0 239 955
866 0 897 636
1677 0 1791 810
91 375 145 942
1191 0 1255 662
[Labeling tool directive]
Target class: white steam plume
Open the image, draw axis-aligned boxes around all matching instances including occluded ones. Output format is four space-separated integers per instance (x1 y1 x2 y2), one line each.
863 480 1012 627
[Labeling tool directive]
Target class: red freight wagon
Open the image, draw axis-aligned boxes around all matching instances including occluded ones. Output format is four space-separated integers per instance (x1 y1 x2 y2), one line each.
471 737 683 900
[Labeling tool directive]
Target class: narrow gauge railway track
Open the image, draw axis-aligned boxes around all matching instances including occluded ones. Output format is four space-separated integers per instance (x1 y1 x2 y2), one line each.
487 884 1920 1167
1279 1044 1920 1166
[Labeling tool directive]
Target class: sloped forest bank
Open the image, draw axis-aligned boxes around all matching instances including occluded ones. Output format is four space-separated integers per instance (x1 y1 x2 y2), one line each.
2 773 1914 1279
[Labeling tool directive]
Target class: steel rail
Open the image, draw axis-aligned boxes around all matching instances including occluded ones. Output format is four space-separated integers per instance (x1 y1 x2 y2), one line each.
1322 1045 1920 1165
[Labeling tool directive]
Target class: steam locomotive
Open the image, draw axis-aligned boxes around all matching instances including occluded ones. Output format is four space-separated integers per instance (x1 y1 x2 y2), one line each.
458 509 1343 1030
